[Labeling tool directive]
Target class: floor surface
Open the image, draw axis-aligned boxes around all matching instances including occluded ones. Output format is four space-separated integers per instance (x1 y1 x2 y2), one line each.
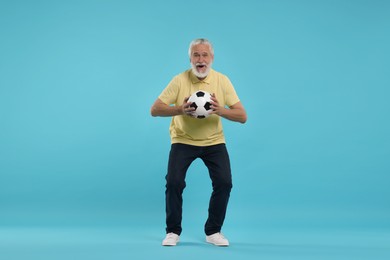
1 226 389 260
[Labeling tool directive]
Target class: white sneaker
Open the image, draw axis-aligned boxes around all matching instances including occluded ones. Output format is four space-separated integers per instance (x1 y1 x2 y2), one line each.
162 232 180 246
206 232 229 246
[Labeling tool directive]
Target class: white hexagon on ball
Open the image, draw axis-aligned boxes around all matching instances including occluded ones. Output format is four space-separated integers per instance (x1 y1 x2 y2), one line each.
188 90 213 119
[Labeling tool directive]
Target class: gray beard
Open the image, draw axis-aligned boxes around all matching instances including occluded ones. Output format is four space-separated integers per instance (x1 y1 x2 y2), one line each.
191 63 212 79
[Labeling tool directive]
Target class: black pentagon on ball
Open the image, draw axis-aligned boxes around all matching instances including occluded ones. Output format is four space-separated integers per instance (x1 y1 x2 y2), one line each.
204 101 211 111
190 102 198 110
196 91 206 97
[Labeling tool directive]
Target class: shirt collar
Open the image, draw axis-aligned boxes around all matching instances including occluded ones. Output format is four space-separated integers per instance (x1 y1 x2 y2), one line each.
190 69 213 84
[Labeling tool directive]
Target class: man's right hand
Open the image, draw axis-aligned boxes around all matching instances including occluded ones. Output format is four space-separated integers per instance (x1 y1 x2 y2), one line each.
181 97 195 117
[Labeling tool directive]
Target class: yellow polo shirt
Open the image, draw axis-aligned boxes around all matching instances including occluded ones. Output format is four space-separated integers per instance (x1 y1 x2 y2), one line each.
159 69 240 146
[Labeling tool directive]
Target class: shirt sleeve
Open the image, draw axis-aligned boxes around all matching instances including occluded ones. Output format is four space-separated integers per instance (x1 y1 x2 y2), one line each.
158 76 179 105
224 76 240 107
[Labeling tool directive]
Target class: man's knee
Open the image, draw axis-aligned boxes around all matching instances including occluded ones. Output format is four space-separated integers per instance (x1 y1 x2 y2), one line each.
166 175 186 190
213 177 232 191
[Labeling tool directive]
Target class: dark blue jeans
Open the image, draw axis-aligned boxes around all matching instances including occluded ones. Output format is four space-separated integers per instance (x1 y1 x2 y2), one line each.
165 143 233 236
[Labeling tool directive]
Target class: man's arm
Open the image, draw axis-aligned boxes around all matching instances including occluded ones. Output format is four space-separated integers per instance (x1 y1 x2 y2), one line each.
211 95 247 124
150 98 194 117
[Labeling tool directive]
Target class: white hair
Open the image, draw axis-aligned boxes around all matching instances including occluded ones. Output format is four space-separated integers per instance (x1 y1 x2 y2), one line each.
188 38 214 57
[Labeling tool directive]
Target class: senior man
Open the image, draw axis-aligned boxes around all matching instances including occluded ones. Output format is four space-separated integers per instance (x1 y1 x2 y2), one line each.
151 38 247 247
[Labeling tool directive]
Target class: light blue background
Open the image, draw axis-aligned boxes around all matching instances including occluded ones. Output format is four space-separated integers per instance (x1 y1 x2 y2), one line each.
1 0 389 259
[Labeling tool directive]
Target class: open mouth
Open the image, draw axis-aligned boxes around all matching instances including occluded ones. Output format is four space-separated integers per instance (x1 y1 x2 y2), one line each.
196 65 207 70
196 64 207 70
191 62 211 78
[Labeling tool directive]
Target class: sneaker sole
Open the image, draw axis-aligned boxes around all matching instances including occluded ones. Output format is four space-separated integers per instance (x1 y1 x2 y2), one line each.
162 240 179 246
206 240 229 247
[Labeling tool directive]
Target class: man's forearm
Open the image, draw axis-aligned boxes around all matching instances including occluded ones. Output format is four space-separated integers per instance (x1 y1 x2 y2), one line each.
151 100 183 117
219 108 247 123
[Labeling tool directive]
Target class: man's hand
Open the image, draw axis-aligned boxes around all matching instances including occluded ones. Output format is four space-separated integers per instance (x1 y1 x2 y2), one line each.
181 97 196 117
210 93 247 123
210 93 222 116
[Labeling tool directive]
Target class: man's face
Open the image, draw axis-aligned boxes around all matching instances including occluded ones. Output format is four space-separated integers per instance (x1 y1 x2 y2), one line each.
190 44 214 79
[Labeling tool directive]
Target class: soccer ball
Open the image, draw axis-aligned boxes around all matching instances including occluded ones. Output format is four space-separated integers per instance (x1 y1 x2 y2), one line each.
188 90 213 119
